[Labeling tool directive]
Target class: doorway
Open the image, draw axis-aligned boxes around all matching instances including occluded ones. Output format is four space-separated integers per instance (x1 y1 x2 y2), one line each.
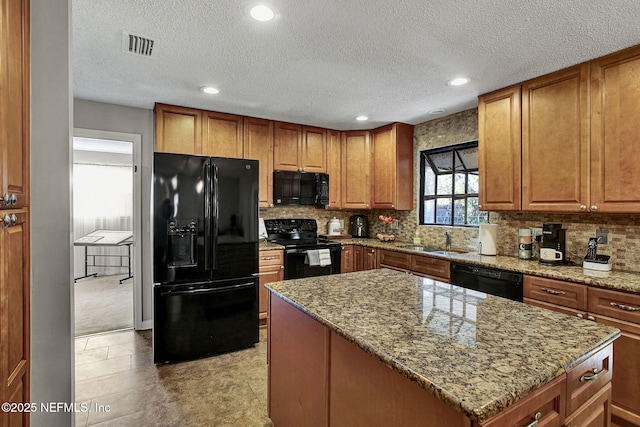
72 128 142 336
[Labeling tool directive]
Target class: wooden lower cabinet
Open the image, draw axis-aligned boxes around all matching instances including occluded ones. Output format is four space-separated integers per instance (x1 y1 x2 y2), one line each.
341 245 354 273
0 210 30 427
269 294 613 427
352 245 377 271
258 250 283 326
525 277 640 427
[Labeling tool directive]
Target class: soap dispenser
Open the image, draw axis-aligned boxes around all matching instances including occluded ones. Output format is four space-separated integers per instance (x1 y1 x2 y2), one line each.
413 230 421 245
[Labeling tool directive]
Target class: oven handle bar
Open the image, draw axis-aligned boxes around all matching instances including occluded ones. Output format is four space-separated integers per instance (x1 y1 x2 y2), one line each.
286 248 338 255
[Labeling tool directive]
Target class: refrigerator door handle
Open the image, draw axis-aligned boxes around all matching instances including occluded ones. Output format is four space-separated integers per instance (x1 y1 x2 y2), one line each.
204 161 212 270
211 162 219 270
160 282 254 297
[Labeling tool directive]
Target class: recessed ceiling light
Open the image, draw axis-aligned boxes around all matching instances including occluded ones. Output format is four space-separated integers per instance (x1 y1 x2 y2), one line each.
200 86 219 95
447 77 470 86
250 5 275 21
355 116 368 121
428 108 446 115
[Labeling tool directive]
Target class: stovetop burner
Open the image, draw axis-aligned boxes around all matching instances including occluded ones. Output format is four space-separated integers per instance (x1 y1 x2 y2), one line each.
264 218 340 248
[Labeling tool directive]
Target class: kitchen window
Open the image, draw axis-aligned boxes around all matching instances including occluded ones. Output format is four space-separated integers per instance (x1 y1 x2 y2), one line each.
419 140 488 226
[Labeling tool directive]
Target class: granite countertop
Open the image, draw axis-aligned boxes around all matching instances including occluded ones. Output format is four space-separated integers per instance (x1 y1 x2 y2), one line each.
266 269 620 423
332 237 640 294
259 241 285 251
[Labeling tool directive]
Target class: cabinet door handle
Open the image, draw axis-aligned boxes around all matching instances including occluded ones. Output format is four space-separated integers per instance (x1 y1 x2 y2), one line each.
579 368 599 382
261 256 275 260
525 412 542 427
610 301 640 311
540 288 565 295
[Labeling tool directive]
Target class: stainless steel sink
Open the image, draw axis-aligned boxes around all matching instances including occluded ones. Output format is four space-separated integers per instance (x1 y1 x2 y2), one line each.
397 245 456 256
398 245 440 252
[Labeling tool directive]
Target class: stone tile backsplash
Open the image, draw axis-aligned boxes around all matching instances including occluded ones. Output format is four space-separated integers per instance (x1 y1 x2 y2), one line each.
261 108 640 273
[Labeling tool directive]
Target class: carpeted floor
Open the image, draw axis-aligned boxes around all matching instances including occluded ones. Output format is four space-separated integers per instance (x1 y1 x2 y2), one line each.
74 274 133 337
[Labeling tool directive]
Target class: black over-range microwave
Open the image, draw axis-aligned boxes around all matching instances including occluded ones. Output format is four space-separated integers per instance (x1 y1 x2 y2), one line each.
273 170 329 206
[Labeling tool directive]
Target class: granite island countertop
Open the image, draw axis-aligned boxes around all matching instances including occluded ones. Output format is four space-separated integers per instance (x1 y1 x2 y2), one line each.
266 268 620 424
334 237 640 294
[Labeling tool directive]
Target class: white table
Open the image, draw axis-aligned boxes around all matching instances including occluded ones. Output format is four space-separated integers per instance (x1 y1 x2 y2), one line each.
74 230 133 283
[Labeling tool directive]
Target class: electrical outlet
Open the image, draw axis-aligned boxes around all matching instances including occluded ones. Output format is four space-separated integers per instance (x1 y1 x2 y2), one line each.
390 219 399 229
596 229 608 245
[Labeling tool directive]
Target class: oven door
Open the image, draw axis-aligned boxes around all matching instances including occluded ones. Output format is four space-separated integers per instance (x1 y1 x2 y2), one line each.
284 246 341 279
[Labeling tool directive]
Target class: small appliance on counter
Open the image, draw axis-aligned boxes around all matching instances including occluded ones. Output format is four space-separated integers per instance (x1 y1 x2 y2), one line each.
539 223 566 265
583 237 612 271
517 228 535 260
350 215 369 238
478 223 498 256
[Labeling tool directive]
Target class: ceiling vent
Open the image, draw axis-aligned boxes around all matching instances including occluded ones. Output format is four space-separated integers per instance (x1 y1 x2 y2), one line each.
122 30 156 58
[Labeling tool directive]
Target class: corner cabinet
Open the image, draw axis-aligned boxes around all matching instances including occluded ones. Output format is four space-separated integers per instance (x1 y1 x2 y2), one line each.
154 103 202 154
370 123 414 210
326 130 342 209
478 86 522 211
341 131 371 209
590 45 640 213
1 0 30 423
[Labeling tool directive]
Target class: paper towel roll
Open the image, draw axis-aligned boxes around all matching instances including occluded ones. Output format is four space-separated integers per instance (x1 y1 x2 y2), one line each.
478 224 498 256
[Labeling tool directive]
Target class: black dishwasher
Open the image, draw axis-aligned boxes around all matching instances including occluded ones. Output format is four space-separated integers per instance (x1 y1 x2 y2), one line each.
450 262 523 302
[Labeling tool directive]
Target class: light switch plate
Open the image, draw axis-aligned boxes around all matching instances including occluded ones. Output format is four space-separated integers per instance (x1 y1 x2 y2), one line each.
596 229 608 245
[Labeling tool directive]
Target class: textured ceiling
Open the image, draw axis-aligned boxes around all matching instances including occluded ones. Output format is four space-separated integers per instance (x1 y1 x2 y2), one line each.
73 0 640 130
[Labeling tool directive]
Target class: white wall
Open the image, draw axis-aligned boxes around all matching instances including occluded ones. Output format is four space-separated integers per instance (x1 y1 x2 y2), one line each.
73 99 155 323
30 0 73 426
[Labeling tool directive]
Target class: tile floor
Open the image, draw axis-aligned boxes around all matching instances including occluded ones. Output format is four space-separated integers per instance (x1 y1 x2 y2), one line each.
74 328 272 426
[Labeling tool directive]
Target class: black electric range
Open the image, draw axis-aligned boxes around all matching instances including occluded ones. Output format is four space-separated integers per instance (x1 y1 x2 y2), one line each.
264 218 341 279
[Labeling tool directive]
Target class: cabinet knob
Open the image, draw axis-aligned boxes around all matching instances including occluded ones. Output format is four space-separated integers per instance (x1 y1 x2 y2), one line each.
3 193 9 205
590 205 598 212
10 214 16 225
478 204 482 210
579 205 586 211
576 313 583 318
365 204 369 209
280 265 284 270
587 315 595 321
391 205 395 208
3 214 11 227
269 204 274 208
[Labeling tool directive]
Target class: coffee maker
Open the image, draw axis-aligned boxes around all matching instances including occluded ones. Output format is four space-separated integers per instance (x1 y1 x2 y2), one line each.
349 215 369 238
539 223 566 265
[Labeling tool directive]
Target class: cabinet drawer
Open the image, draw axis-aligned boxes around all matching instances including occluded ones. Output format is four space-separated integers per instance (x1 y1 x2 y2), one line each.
588 287 640 325
523 298 588 320
524 276 587 310
566 343 613 415
378 250 410 270
410 256 450 280
259 249 284 266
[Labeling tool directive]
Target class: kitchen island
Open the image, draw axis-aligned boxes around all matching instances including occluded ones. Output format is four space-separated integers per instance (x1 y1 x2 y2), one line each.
266 269 620 426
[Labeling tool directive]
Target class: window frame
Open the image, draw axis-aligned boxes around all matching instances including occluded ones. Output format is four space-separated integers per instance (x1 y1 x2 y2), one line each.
418 140 487 227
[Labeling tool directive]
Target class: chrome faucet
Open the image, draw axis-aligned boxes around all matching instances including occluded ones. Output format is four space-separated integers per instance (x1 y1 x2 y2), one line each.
445 231 452 251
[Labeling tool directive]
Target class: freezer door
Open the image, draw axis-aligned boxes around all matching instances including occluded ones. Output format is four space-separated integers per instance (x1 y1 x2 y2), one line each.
153 153 210 284
153 278 259 364
212 157 259 280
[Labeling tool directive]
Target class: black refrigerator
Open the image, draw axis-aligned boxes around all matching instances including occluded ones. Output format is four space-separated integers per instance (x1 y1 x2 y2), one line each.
153 153 259 364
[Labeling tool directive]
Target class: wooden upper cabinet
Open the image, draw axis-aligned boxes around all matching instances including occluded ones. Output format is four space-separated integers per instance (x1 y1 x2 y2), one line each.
326 130 342 209
202 111 244 158
590 45 640 213
244 117 274 208
301 126 327 172
273 122 302 171
370 123 414 210
273 122 327 172
522 64 590 212
1 0 29 209
154 103 202 154
341 131 371 209
478 86 522 211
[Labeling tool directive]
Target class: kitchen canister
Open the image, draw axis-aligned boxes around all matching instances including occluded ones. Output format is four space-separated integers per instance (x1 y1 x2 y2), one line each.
328 217 341 236
478 223 498 256
518 228 534 259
